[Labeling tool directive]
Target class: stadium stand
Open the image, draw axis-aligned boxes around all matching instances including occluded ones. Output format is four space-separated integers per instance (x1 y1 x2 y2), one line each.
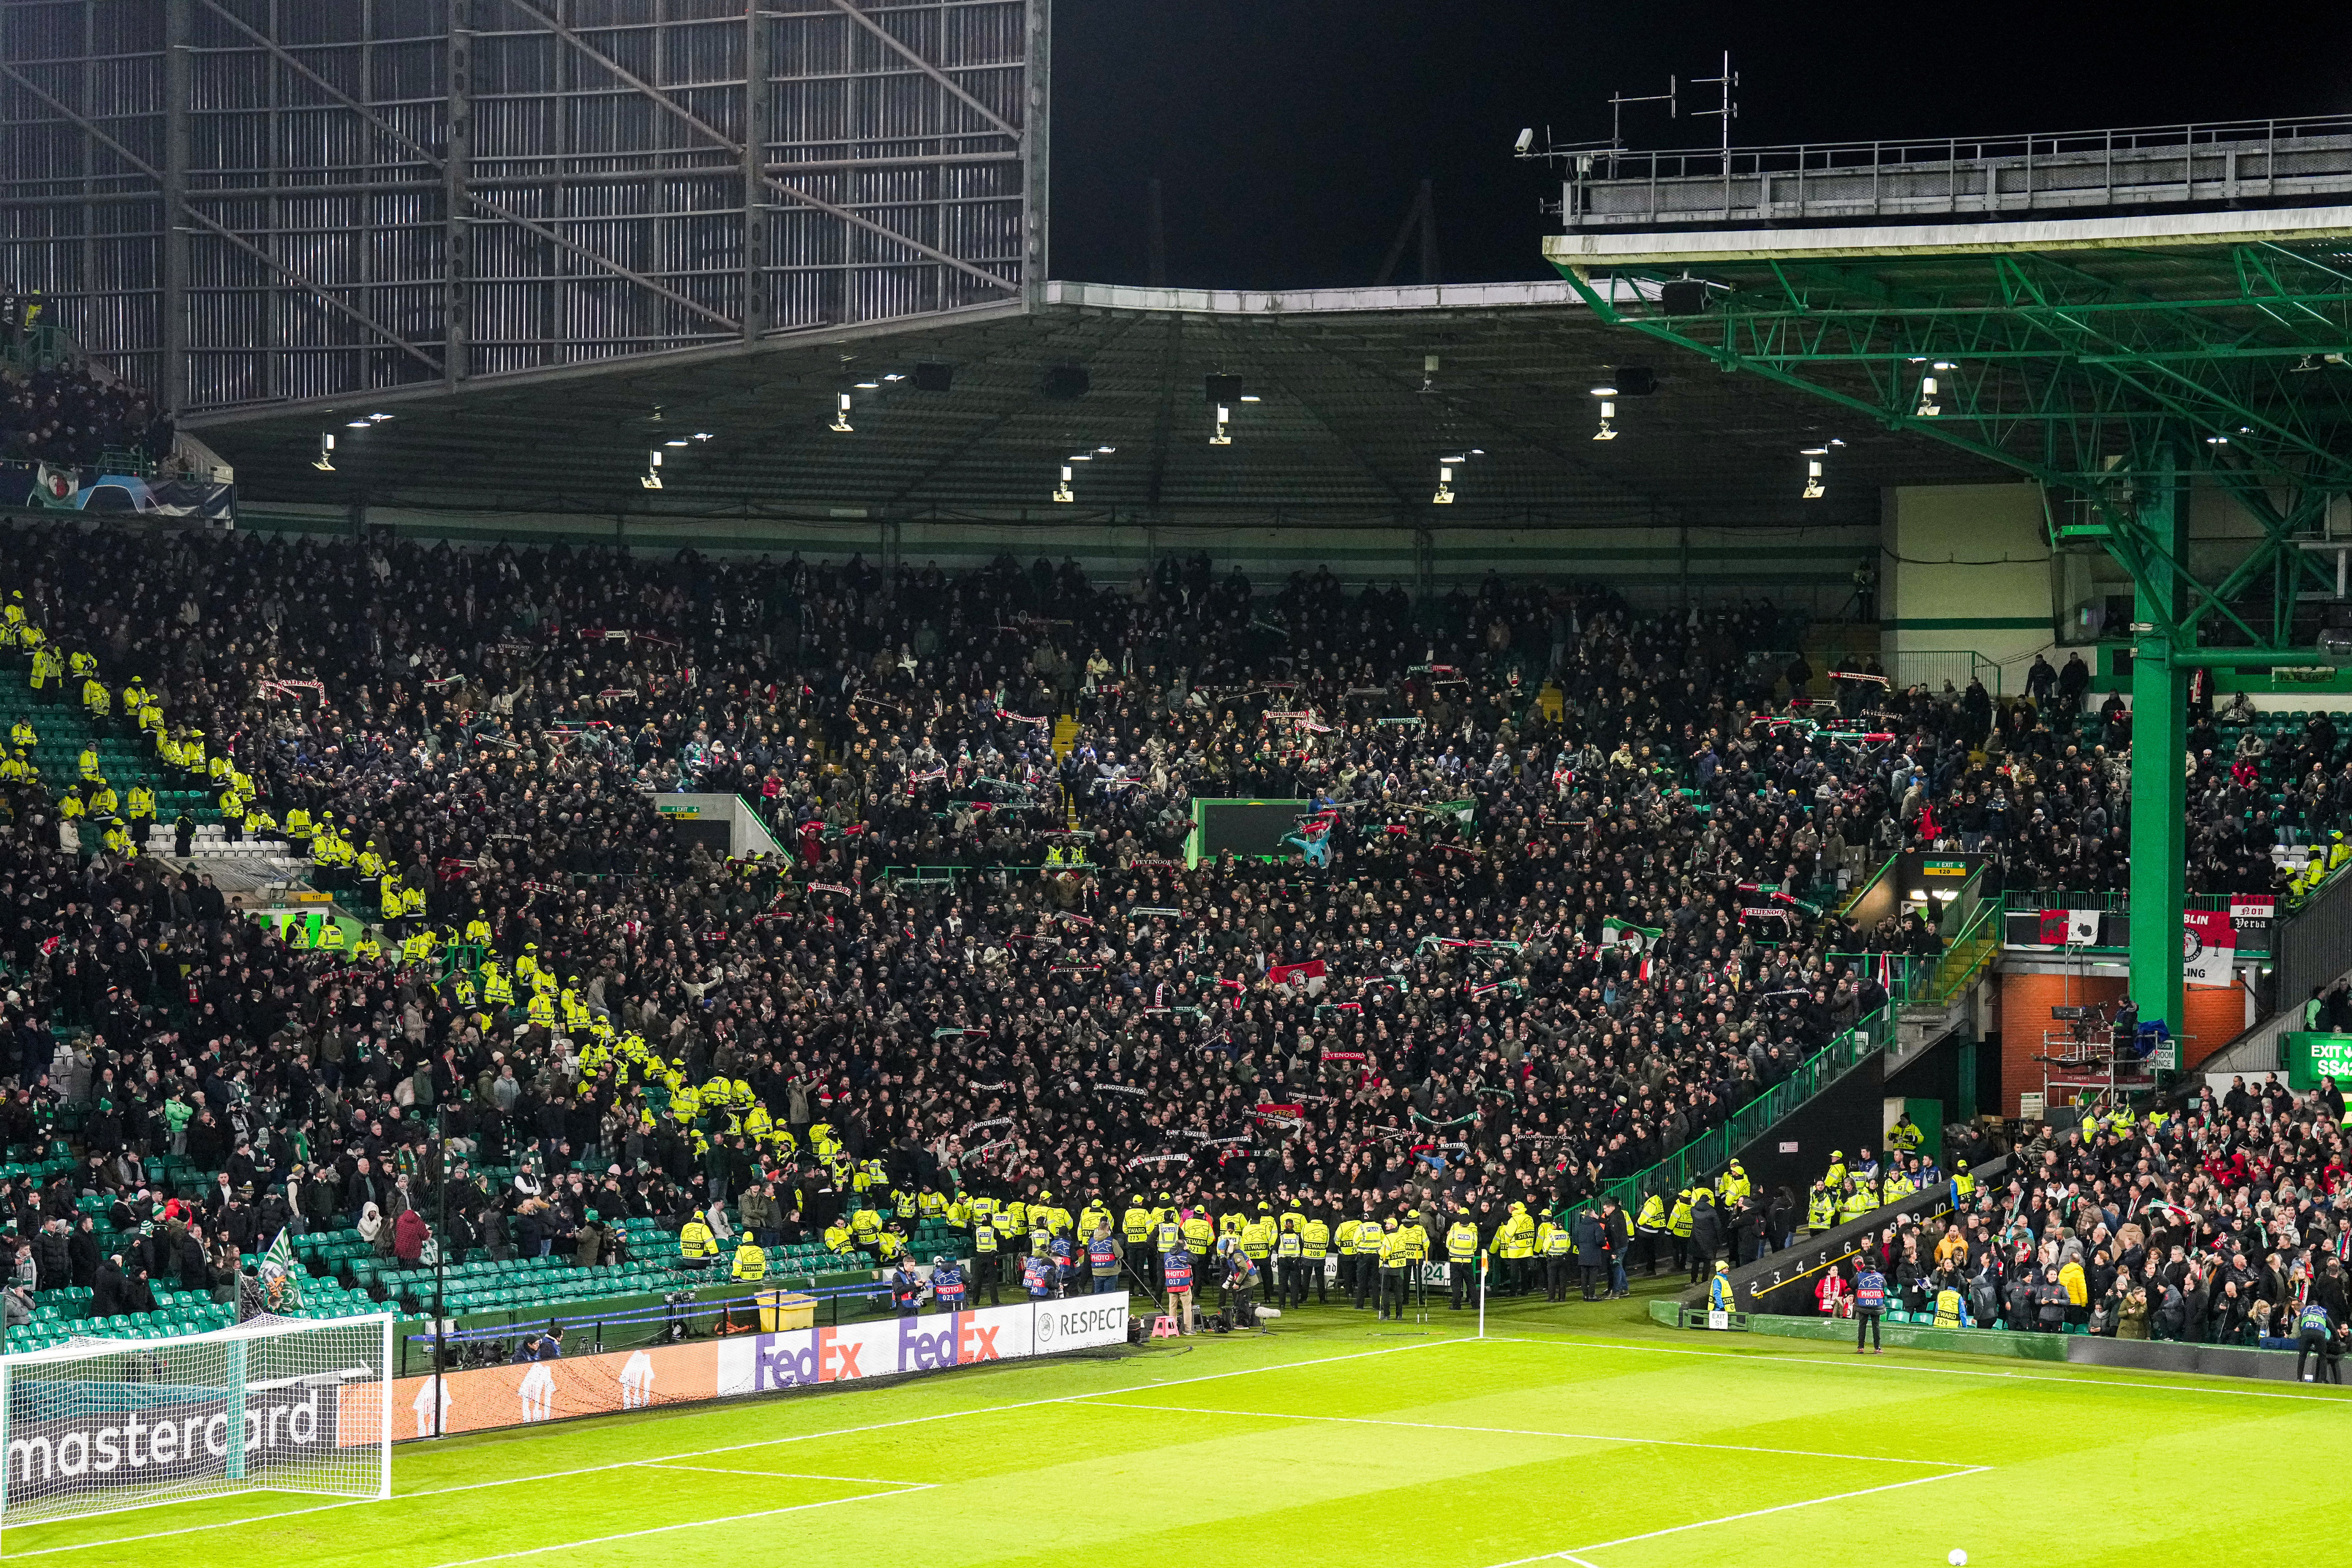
0 503 2345 1352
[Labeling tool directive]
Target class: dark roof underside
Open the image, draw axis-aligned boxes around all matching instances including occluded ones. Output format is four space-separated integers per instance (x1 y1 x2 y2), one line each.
197 293 2002 529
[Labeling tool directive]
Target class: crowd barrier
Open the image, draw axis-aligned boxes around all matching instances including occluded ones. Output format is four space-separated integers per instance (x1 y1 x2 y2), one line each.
367 1295 1131 1441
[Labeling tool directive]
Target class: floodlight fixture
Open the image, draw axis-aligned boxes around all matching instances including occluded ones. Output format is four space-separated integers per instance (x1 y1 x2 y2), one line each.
312 432 336 472
830 392 854 433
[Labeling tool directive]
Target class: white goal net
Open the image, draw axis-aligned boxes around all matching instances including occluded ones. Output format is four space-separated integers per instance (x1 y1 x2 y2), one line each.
0 1314 391 1534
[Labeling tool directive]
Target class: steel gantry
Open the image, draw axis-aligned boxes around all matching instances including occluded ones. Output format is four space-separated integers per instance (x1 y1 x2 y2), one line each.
0 0 1042 418
1549 207 2352 1030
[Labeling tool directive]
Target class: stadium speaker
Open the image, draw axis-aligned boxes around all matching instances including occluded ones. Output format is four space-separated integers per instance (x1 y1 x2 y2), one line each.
913 361 954 393
1205 372 1244 405
1615 366 1658 397
1658 280 1709 316
1042 364 1091 399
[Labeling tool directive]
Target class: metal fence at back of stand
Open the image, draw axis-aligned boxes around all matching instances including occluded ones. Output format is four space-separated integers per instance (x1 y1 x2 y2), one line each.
1601 1006 1894 1215
1563 115 2352 227
1887 649 2005 698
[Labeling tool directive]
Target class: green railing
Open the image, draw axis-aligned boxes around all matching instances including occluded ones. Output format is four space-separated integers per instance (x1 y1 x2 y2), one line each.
436 942 488 983
1601 1005 1895 1214
1931 899 2003 1001
1827 951 1933 1001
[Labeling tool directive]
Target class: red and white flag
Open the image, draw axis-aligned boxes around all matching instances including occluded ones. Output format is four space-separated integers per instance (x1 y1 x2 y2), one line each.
1267 959 1327 996
2182 910 2236 986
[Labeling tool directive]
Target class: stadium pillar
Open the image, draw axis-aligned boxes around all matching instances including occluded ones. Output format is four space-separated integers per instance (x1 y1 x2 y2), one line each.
445 0 472 385
742 0 770 336
1021 0 1050 306
2126 459 2190 1035
161 0 192 418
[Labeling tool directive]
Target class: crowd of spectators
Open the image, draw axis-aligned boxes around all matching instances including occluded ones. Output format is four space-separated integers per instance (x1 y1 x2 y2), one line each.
0 358 174 470
0 514 2333 1332
1803 1073 2351 1363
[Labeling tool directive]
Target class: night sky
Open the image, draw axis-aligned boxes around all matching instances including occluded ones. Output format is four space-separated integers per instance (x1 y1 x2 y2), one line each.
1049 1 2352 289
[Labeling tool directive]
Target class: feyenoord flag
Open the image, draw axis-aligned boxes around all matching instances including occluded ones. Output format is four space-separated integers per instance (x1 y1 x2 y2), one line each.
1267 959 1327 996
2182 910 2235 986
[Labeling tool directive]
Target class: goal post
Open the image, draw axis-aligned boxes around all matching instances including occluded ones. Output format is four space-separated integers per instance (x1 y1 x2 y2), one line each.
0 1313 393 1539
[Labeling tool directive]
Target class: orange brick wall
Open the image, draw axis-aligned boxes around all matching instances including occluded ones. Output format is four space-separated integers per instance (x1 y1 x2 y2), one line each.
1995 970 2247 1115
1999 972 2122 1117
2180 984 2250 1073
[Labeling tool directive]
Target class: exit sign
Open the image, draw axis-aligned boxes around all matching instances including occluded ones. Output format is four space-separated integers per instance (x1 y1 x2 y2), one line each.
2288 1032 2352 1092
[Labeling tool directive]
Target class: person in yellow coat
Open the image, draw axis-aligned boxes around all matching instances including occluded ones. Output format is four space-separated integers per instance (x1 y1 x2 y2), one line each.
679 1212 719 1267
731 1235 768 1283
1497 1200 1536 1295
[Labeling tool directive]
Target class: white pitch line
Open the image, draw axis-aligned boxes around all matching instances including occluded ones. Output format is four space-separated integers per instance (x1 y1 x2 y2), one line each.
631 1462 928 1486
424 1484 937 1568
0 1498 381 1560
7 1336 1464 1559
1477 1330 2352 1404
1477 1466 1992 1568
1067 1398 1974 1468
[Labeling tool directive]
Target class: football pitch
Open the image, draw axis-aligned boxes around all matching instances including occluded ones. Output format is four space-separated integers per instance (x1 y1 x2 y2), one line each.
9 1288 2343 1567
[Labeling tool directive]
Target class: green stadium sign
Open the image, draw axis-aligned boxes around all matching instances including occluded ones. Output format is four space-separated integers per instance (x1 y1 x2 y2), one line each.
2285 1031 2352 1093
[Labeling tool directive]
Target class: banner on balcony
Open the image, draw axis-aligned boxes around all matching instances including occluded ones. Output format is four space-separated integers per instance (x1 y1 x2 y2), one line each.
2182 910 2236 986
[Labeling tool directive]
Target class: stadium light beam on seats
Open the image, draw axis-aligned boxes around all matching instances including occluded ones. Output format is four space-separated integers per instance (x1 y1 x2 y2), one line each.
312 432 334 472
831 393 854 434
641 450 663 489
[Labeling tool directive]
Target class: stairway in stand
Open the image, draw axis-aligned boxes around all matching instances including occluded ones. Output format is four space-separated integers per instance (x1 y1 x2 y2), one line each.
1800 617 1879 699
1052 714 1082 829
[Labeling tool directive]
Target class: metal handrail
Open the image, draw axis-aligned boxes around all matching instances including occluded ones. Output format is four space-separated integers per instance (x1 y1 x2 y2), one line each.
1573 113 2352 178
1931 902 2003 1002
1562 113 2352 227
1600 1005 1894 1213
1826 950 1934 1001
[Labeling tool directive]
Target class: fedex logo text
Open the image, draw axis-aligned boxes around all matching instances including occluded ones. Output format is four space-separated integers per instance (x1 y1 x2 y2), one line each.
897 1311 1004 1372
753 1327 871 1391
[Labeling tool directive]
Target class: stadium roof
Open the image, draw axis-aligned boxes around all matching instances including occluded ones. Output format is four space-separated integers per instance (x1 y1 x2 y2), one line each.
190 279 1999 530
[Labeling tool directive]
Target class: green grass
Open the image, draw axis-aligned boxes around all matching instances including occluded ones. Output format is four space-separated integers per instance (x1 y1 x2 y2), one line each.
10 1281 2345 1567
